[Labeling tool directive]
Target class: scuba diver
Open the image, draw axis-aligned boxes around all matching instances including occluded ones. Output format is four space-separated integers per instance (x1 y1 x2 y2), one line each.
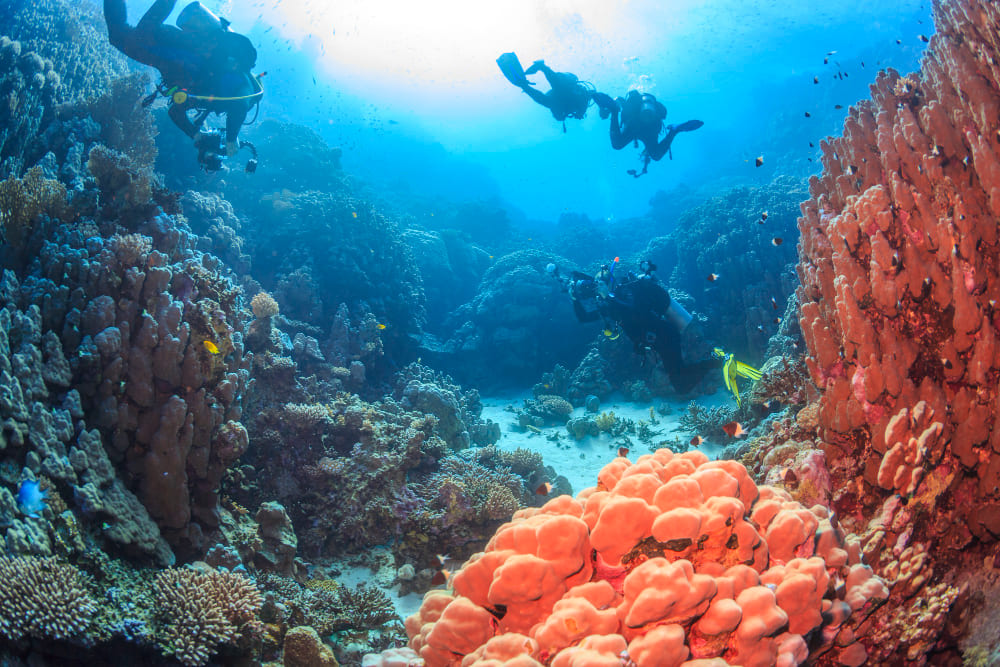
104 0 262 171
496 53 599 132
604 90 704 177
549 259 760 401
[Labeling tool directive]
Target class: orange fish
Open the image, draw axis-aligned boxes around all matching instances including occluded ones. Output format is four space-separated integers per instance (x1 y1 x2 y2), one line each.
436 554 449 565
690 435 704 447
203 340 220 354
772 237 783 246
617 446 630 458
755 155 764 167
761 211 768 221
723 421 745 438
535 482 553 495
707 273 720 282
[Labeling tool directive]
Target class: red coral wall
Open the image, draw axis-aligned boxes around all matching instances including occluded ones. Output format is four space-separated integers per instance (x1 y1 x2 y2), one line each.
797 0 1000 542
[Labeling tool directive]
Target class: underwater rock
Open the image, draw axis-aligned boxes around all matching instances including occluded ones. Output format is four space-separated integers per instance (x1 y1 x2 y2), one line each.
584 394 600 413
255 501 298 577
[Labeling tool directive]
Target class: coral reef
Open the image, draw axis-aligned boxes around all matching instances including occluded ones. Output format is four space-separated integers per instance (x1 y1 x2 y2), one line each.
0 37 61 179
0 555 97 641
152 567 262 666
438 250 593 387
406 450 886 666
796 0 1000 570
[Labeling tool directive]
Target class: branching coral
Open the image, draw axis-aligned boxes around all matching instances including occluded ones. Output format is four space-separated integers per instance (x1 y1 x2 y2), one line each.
0 165 69 249
152 567 262 666
0 555 97 641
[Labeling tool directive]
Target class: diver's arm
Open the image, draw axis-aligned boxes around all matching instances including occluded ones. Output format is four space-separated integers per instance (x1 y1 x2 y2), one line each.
168 103 199 138
225 103 249 151
572 299 601 323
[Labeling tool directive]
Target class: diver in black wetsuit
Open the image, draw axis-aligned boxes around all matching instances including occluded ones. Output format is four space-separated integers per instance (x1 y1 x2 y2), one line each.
496 53 599 131
104 0 260 169
553 260 717 393
604 90 704 177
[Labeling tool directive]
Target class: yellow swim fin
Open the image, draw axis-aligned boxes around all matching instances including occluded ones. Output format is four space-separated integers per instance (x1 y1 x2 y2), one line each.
713 347 760 408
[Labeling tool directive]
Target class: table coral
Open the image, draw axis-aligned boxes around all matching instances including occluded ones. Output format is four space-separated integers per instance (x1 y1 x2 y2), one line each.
406 450 886 666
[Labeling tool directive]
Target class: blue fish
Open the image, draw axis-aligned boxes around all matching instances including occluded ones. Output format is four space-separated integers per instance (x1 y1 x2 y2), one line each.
17 480 48 518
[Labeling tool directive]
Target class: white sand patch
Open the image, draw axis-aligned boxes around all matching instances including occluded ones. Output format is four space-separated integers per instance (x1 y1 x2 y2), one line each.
480 390 735 495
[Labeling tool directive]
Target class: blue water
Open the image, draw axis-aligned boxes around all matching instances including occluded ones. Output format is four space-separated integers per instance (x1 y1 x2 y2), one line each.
108 0 930 222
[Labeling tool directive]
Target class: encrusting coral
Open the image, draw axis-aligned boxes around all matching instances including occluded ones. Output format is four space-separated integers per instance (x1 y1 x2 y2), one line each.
404 450 887 666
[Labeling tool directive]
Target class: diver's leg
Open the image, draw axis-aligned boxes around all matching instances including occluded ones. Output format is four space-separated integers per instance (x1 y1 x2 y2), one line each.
521 86 552 110
103 0 133 49
609 109 629 150
136 0 177 31
648 126 679 161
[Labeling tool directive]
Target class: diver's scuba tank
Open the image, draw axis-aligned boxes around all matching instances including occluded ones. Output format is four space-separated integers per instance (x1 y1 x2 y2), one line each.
665 300 693 332
177 2 228 33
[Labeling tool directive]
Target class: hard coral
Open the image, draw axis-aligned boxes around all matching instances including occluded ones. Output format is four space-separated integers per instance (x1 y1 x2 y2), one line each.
152 567 262 666
0 555 97 641
251 291 280 319
407 450 886 666
796 0 1000 548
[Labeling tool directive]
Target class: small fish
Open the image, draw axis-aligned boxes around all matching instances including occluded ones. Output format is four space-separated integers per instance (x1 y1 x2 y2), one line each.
436 554 449 565
804 111 811 118
352 211 358 218
722 421 745 438
861 61 865 67
813 76 819 84
755 155 764 167
617 446 630 458
203 340 220 354
809 142 815 147
535 482 553 495
376 323 387 330
896 39 902 45
919 34 929 42
707 273 720 282
690 435 704 447
774 317 782 324
17 480 48 518
772 237 783 246
823 57 829 65
430 569 451 586
826 50 838 55
770 296 778 309
761 211 768 221
756 324 766 332
942 358 953 369
835 104 843 109
846 164 857 174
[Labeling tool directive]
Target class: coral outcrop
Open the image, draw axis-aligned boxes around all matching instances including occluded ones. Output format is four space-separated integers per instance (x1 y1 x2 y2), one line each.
796 0 1000 551
406 451 886 666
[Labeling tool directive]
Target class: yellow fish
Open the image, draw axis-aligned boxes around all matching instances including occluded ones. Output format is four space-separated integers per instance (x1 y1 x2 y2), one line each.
203 340 220 354
352 211 358 218
376 323 386 330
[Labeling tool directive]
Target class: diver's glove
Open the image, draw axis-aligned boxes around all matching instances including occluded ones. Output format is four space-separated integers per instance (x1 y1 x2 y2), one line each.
712 347 762 408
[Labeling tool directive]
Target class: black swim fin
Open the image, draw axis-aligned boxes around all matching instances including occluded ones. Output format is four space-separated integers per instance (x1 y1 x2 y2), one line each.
675 119 704 132
497 52 530 88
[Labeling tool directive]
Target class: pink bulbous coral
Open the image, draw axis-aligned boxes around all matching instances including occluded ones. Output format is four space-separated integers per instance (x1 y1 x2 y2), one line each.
405 451 886 666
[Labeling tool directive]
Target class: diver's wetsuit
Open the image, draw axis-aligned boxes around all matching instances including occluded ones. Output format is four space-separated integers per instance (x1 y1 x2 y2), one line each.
609 92 678 160
572 273 715 392
521 63 591 122
104 0 258 142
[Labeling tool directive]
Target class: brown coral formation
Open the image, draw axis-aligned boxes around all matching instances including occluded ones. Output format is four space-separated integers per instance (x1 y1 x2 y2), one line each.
796 0 1000 550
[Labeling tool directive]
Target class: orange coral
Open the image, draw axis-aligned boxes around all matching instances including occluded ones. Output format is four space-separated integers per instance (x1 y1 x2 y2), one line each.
407 450 886 666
